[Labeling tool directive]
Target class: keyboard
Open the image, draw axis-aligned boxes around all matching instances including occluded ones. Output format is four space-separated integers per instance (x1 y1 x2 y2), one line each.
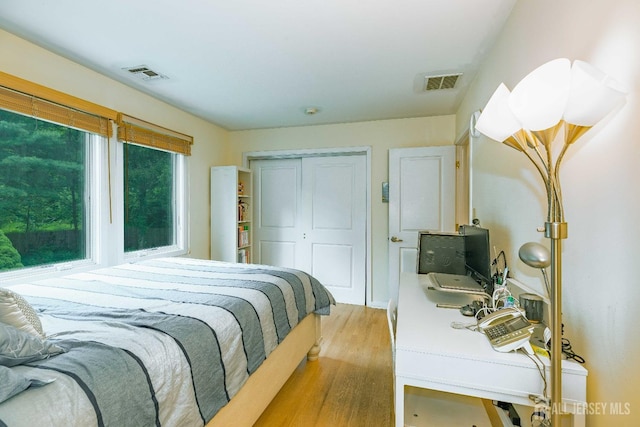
430 272 486 294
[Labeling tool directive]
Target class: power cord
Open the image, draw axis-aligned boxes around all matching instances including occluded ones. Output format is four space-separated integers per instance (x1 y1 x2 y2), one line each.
491 285 517 311
491 249 508 286
454 285 521 324
561 337 586 364
521 348 551 427
545 325 586 364
450 321 477 331
521 348 548 400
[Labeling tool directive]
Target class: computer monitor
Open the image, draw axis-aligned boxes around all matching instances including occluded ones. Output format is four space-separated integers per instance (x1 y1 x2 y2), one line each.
416 231 466 275
461 224 492 286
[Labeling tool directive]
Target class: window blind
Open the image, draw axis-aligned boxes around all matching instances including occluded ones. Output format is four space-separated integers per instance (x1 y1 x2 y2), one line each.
117 113 193 156
0 71 117 137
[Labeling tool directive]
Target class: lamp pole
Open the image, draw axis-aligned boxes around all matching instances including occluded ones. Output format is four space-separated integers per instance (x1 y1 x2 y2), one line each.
546 221 567 426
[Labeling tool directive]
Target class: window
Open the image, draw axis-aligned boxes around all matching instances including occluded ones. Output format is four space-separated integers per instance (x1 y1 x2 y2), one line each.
117 113 191 258
0 109 90 271
124 143 176 252
0 73 190 277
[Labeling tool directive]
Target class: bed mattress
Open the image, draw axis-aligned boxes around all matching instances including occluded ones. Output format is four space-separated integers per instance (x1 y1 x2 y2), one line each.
0 257 334 426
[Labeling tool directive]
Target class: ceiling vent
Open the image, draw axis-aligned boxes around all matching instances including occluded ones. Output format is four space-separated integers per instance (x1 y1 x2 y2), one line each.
122 65 168 82
424 73 461 91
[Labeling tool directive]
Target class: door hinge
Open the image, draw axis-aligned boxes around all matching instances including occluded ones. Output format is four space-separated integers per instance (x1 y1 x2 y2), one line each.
456 160 460 169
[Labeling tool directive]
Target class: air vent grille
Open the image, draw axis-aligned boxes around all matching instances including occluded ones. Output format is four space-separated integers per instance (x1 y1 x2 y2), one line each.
123 65 168 82
424 74 461 91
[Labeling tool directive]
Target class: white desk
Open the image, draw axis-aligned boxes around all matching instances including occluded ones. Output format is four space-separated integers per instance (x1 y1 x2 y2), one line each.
395 273 588 427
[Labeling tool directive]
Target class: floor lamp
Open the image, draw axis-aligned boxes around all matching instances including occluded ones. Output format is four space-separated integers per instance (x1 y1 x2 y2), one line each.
474 58 626 425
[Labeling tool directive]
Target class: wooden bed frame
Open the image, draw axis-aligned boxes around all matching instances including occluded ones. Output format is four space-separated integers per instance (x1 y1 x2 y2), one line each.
206 313 322 426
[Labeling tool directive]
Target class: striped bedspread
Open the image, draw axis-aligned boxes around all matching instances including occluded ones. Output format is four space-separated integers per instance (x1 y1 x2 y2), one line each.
0 257 335 427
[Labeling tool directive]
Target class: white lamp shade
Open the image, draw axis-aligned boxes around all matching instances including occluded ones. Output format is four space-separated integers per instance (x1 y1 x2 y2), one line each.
563 60 627 126
508 58 571 131
475 83 522 142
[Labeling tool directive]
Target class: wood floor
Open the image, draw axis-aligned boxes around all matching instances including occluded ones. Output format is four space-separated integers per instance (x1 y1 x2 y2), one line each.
254 303 394 427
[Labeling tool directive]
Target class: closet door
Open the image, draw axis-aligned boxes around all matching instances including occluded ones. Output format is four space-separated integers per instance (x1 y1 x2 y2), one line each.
300 155 366 305
252 159 302 269
252 155 367 304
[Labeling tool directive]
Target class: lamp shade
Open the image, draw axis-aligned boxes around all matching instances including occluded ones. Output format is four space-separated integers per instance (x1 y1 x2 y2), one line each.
474 83 522 142
508 58 571 131
518 242 551 269
563 60 628 126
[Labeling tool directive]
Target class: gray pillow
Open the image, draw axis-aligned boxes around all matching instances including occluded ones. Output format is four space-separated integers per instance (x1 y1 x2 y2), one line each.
0 322 65 367
0 365 55 403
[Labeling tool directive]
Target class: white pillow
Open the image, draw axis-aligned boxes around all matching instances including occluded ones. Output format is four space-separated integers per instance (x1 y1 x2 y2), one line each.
0 288 44 338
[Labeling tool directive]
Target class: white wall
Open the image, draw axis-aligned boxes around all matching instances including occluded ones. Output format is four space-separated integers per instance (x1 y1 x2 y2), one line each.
228 117 455 305
0 29 229 260
457 1 640 425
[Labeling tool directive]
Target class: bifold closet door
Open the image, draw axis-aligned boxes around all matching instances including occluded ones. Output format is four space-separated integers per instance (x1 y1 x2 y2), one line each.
252 156 366 305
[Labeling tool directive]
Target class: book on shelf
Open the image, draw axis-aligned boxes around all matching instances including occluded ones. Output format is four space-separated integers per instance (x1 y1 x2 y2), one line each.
238 201 249 221
238 248 250 264
238 225 250 247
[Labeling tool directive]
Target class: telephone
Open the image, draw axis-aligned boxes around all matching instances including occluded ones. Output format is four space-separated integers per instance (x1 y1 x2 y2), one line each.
477 307 534 353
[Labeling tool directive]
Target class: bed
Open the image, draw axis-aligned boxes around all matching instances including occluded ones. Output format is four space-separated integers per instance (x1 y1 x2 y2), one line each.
0 257 335 426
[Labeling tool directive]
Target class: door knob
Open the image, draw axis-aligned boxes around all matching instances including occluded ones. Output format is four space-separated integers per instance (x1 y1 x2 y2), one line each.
390 236 403 242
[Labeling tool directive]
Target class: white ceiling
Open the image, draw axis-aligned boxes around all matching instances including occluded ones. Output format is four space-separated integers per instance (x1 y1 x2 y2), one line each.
0 0 516 131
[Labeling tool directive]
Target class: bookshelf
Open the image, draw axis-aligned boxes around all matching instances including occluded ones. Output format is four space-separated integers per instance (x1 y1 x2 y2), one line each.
210 166 252 263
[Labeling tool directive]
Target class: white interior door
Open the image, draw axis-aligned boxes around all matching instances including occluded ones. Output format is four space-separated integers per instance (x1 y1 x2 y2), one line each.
252 155 367 305
388 146 456 302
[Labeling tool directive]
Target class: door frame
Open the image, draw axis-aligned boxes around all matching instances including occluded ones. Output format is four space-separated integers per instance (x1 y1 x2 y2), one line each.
243 146 372 305
455 130 471 229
